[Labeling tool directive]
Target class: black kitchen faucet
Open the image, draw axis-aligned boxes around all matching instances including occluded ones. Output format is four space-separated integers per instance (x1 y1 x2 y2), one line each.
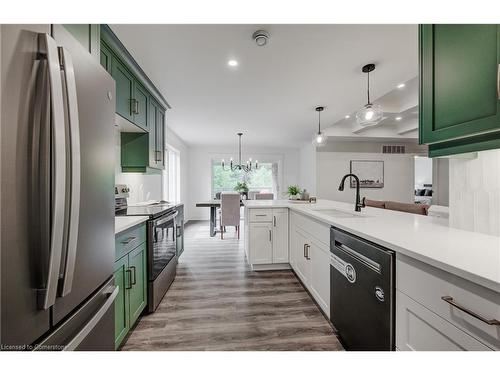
338 173 365 212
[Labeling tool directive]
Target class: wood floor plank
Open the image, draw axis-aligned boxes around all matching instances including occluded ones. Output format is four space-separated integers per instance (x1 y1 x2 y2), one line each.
121 221 343 351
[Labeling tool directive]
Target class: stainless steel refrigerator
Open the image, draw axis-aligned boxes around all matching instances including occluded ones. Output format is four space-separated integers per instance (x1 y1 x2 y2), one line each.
1 24 117 350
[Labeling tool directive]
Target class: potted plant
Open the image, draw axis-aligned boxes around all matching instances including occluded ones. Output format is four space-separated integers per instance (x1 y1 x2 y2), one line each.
234 182 249 199
287 185 302 200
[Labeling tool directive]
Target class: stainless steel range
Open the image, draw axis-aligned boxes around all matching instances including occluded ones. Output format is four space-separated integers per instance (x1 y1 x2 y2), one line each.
115 184 182 313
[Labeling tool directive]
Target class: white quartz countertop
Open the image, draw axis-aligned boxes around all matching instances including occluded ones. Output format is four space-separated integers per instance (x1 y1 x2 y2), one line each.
244 199 500 293
115 216 149 235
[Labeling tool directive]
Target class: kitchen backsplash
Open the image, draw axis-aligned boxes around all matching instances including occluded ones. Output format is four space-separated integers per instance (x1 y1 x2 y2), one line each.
449 149 500 236
114 129 163 204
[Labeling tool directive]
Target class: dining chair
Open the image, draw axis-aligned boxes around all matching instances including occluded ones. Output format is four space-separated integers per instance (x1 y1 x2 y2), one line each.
219 192 241 239
255 193 274 200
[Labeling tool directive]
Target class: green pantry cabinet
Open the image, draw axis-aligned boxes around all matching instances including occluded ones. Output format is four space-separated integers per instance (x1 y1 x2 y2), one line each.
100 25 169 172
419 25 500 157
114 223 148 349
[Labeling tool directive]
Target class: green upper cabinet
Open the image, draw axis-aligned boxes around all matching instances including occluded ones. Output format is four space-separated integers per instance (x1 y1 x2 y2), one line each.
63 24 100 60
148 99 166 170
100 42 112 74
112 58 135 123
420 25 500 156
133 82 149 130
100 24 170 171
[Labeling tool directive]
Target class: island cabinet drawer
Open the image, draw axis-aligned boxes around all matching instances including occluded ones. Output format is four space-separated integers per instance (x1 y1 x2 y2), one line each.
115 224 147 261
396 291 492 351
249 209 273 222
396 254 500 350
290 211 330 247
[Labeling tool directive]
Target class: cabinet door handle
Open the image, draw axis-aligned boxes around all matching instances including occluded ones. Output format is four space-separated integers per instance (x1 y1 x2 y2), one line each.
441 296 500 325
121 236 137 245
303 243 307 258
135 100 140 115
306 244 311 260
125 269 133 289
269 229 272 242
497 64 500 100
273 216 276 227
130 266 137 285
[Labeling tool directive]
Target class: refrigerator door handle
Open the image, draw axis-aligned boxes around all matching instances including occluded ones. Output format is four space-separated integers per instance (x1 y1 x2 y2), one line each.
37 33 67 310
58 46 81 297
63 285 118 351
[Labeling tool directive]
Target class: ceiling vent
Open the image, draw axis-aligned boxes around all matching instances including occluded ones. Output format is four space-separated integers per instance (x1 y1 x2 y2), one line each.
382 145 406 154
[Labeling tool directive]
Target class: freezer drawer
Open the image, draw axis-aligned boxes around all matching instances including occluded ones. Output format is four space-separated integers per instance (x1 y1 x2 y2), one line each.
35 277 117 351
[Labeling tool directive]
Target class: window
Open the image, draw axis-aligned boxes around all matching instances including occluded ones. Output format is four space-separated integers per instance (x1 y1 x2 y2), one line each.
164 146 180 202
211 161 276 198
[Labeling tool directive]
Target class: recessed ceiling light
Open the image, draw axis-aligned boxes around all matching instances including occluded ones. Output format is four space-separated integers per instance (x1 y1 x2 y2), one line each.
397 83 405 89
228 60 238 67
345 115 350 119
395 116 402 121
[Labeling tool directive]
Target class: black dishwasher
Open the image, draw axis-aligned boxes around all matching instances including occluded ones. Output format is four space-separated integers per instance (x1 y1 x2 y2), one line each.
330 226 395 351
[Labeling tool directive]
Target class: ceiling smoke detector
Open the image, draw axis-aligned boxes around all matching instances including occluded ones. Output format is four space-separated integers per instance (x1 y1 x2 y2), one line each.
252 30 270 46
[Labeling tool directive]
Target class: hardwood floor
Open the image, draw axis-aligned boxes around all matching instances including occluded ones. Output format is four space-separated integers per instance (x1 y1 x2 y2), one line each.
122 220 343 351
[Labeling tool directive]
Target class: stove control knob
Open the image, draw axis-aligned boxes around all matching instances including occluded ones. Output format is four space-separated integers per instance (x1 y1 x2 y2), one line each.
122 188 127 193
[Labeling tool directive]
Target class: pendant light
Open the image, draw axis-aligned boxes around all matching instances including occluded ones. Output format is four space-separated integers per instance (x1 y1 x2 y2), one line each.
221 133 258 172
356 63 383 127
312 106 327 147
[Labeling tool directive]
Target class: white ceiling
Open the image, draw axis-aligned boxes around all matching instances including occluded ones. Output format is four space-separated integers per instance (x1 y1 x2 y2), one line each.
110 24 418 147
326 76 419 139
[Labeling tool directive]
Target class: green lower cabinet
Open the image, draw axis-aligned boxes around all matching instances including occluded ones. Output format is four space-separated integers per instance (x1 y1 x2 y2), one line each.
128 244 147 324
114 256 130 349
420 24 500 157
114 225 148 349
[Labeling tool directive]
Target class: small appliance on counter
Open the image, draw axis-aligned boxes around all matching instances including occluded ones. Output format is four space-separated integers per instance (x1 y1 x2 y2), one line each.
115 184 184 312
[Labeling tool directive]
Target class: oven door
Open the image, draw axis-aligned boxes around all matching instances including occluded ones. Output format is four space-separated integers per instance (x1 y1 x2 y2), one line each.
149 211 178 281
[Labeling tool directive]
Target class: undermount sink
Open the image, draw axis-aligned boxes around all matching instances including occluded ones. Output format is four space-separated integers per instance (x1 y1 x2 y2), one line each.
312 208 366 218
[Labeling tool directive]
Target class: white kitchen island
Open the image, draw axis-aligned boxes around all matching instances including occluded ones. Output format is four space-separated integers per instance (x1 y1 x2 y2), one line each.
243 199 500 351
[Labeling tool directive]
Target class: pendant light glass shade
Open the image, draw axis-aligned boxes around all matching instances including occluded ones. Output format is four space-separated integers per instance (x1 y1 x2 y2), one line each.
312 106 327 147
312 131 326 147
356 63 383 127
356 103 383 127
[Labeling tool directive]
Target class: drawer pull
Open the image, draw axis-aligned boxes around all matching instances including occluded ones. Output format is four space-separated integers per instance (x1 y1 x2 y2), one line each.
121 236 137 245
441 296 500 326
255 214 267 217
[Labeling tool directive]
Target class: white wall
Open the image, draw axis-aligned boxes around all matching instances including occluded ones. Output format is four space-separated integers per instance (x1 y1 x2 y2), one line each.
449 150 500 236
433 158 449 206
165 128 190 219
316 152 415 203
414 156 433 188
299 142 317 196
187 145 300 221
114 129 163 204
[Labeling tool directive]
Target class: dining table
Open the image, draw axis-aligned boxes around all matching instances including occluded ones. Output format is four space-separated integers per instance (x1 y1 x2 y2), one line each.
196 199 244 237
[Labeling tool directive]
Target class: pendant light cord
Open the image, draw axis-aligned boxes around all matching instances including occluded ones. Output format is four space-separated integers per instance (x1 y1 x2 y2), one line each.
367 70 371 105
318 110 321 134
